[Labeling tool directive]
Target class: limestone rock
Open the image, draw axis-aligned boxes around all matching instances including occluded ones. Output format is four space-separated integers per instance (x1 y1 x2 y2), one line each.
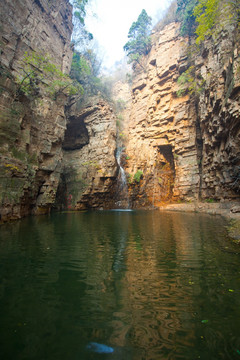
0 0 73 221
231 206 240 214
121 21 240 208
57 96 117 210
124 23 200 208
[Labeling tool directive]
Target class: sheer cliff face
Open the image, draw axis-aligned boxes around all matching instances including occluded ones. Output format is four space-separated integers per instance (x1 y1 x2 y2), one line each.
59 96 117 210
1 0 73 74
0 1 239 219
196 28 240 200
123 22 240 207
124 23 200 207
0 0 73 221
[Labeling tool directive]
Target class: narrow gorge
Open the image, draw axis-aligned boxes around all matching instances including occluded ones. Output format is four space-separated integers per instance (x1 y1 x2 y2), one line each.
0 0 240 222
1 2 240 358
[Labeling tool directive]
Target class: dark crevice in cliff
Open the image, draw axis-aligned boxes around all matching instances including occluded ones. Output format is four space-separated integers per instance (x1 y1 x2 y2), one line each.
157 145 176 200
62 115 89 151
195 101 203 200
158 145 175 177
34 0 45 13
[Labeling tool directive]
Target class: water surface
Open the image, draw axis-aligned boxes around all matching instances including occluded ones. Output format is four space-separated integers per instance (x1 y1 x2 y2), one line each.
0 211 240 359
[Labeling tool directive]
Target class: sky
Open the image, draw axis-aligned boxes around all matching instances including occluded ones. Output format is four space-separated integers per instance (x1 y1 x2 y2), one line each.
85 0 171 69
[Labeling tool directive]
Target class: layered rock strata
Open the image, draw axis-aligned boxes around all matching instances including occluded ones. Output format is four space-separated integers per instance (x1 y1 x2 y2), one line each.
58 96 117 210
196 28 240 200
0 0 73 221
123 22 240 208
0 0 239 218
123 23 200 207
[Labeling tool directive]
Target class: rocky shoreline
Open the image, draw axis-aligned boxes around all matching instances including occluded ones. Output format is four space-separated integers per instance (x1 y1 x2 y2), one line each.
158 201 240 218
158 201 240 242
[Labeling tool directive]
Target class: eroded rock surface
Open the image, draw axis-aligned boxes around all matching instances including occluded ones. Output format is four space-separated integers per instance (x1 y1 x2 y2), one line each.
58 96 117 210
0 1 239 219
124 23 200 207
0 0 73 221
122 22 240 208
196 28 240 200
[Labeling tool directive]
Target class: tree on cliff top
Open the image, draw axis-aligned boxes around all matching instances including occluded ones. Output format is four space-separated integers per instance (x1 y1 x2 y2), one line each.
70 49 102 95
123 9 152 68
177 0 240 40
177 0 198 36
71 0 93 49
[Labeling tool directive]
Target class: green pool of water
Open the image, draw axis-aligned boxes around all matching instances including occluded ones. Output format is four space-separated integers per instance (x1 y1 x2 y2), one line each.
0 210 240 359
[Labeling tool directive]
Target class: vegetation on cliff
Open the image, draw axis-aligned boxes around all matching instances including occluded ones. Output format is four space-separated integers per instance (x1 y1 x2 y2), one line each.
69 0 103 98
14 0 94 101
70 0 120 100
123 9 152 68
70 50 102 95
176 0 240 96
71 0 93 47
177 0 240 41
16 52 82 99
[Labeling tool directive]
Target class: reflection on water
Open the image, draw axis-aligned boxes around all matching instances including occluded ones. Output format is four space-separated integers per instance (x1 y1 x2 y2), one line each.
0 211 240 359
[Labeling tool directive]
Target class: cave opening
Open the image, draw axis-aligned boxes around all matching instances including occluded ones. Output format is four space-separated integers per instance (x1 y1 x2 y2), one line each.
152 144 176 203
62 116 89 151
157 145 175 176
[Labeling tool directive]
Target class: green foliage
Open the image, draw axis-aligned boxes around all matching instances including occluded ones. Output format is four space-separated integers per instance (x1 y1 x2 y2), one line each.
177 66 205 96
123 9 152 67
9 146 38 165
176 0 240 102
70 49 116 98
16 51 83 99
73 0 88 24
204 198 215 203
128 170 144 184
133 170 143 183
193 0 220 44
178 0 240 43
177 0 198 36
71 0 93 48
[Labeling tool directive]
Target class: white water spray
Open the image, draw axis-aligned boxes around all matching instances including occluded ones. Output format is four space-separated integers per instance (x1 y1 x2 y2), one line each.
115 147 129 208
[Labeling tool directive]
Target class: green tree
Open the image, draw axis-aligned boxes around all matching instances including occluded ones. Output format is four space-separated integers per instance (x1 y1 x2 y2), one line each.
177 0 198 36
70 50 101 95
194 0 240 44
193 0 220 44
123 9 152 68
177 0 240 42
71 0 93 49
16 52 83 99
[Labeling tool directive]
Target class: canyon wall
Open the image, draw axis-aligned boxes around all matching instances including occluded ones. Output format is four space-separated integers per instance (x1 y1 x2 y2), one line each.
196 27 240 200
0 0 239 219
56 20 240 211
58 96 117 210
0 0 73 221
122 22 240 208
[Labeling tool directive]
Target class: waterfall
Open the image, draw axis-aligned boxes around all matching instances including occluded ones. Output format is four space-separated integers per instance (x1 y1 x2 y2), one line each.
115 147 129 209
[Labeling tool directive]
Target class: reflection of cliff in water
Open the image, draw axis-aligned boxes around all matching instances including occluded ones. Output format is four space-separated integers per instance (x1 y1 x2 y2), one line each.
112 231 127 273
0 211 239 359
